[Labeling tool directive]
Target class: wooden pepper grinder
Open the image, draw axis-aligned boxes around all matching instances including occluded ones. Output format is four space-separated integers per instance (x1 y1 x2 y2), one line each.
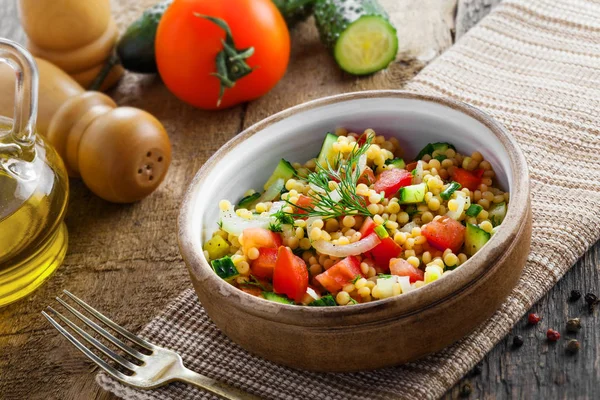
19 0 124 90
0 58 171 203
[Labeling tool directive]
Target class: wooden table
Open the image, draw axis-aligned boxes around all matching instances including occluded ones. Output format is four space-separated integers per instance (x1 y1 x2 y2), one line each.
1 1 598 399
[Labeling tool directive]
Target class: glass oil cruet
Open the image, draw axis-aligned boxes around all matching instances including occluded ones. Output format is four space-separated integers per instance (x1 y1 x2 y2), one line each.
0 38 69 307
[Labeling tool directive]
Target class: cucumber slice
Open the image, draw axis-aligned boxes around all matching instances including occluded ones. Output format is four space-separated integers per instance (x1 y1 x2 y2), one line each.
258 178 286 203
309 294 337 306
317 133 339 168
263 292 294 304
211 256 239 281
464 223 491 256
398 183 427 204
385 157 405 169
415 142 456 161
489 202 507 227
264 159 296 190
237 192 261 209
440 182 461 201
315 0 398 75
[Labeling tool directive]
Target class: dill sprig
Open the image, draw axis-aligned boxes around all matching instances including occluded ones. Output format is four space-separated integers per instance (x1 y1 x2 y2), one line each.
285 135 374 219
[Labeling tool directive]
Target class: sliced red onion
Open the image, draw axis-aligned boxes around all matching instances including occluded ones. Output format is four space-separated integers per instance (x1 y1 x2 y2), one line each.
312 233 381 257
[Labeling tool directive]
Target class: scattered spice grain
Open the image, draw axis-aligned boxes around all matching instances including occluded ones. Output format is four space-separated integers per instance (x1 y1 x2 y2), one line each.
459 382 472 397
512 335 524 348
569 290 582 302
584 293 598 313
566 318 582 333
546 329 560 342
566 339 580 354
528 313 541 325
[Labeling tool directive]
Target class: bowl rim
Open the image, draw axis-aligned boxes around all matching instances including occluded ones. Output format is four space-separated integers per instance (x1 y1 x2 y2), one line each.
178 90 530 327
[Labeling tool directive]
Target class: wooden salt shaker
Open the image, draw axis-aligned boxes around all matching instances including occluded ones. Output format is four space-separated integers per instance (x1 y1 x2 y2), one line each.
19 0 124 90
0 58 171 203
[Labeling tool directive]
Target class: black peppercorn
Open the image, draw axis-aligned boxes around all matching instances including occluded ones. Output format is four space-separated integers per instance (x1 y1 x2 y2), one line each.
585 293 598 312
566 339 580 354
459 382 472 397
569 290 581 301
566 318 582 333
512 335 524 348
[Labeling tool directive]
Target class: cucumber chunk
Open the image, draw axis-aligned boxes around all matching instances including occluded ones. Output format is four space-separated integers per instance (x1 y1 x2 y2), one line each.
374 224 389 239
309 294 337 306
211 256 239 281
398 183 427 204
489 202 507 227
264 159 296 190
440 182 461 201
263 292 294 304
464 223 491 256
385 157 405 169
415 142 456 161
258 178 286 203
465 204 483 217
315 0 398 75
317 133 339 168
203 235 230 260
237 192 261 209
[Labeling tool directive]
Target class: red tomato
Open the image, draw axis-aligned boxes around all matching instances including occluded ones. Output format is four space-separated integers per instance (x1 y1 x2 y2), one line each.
315 256 363 293
421 216 466 253
250 247 278 279
242 228 282 254
359 217 375 237
390 258 424 283
373 169 413 198
357 167 376 185
156 0 290 109
273 246 308 302
450 168 482 191
295 195 314 215
370 237 402 271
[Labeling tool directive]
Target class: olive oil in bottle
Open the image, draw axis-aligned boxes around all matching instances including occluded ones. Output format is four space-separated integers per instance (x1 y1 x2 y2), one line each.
0 39 69 307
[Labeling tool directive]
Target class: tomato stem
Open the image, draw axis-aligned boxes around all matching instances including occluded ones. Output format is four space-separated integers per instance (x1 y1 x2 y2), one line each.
194 13 255 107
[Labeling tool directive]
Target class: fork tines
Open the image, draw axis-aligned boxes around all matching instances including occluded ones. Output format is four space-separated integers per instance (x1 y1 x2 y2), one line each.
42 290 153 381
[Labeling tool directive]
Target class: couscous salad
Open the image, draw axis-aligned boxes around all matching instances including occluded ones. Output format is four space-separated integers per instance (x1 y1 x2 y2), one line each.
203 129 509 306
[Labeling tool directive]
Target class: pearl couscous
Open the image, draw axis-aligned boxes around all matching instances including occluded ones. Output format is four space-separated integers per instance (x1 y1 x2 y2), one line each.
203 129 509 306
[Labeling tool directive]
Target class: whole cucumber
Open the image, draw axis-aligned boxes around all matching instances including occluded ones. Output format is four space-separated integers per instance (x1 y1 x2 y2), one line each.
116 0 172 73
314 0 398 75
117 0 315 74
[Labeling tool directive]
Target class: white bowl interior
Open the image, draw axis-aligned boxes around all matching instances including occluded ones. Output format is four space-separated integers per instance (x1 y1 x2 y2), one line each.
192 97 512 247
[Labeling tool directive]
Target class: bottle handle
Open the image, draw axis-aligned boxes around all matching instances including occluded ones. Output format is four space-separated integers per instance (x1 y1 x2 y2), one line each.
0 38 38 150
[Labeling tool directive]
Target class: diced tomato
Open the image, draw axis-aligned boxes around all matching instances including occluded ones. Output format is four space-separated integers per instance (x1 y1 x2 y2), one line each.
390 258 424 283
250 247 278 279
405 161 418 172
371 237 402 272
450 168 482 191
359 217 376 237
357 167 375 186
315 256 363 293
242 228 282 254
273 246 308 302
357 132 368 146
295 195 314 215
421 216 466 253
240 286 263 297
373 168 413 198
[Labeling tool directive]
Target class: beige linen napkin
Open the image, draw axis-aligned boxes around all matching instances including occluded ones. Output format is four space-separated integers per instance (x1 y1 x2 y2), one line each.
98 0 600 398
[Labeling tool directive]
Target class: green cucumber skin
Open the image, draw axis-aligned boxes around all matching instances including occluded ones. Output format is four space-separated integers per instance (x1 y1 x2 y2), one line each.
117 0 172 73
272 0 316 26
465 223 491 256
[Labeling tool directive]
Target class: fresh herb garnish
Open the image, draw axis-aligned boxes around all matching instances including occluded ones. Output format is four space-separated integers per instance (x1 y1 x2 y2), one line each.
272 209 295 226
268 222 283 232
348 298 358 305
283 135 374 220
378 274 393 279
351 275 361 284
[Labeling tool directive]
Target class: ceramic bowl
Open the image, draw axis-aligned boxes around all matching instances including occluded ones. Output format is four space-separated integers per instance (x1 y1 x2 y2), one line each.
178 91 531 372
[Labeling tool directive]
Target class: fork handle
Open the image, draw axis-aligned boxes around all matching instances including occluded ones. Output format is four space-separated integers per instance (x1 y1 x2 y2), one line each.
178 367 262 400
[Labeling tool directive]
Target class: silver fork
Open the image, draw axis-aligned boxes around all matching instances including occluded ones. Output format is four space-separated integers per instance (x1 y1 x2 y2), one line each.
42 290 260 400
